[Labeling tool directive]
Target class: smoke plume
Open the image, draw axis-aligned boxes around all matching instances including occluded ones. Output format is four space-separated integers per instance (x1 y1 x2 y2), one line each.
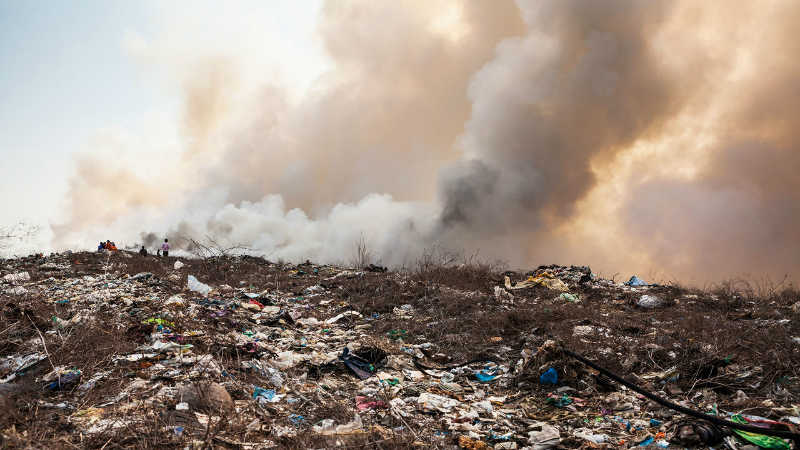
52 0 800 282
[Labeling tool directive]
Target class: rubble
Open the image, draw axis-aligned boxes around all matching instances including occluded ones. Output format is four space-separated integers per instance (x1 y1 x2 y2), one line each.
0 251 798 448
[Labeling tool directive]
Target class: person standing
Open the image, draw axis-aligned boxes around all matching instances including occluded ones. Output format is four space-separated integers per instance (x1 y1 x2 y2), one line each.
161 239 170 257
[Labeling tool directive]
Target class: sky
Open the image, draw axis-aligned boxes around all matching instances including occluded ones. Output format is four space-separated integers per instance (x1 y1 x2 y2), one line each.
0 0 327 239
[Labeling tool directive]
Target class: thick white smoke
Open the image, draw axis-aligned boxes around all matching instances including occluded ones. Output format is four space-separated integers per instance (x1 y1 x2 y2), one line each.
50 0 800 282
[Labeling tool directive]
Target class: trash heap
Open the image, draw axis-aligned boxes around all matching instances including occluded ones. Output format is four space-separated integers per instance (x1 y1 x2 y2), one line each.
1 252 799 448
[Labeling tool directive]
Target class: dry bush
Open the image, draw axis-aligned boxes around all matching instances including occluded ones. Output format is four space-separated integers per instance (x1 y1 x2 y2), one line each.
351 233 372 269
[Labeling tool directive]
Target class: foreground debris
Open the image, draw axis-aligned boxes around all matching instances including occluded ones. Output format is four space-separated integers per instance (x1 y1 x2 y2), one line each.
1 252 799 448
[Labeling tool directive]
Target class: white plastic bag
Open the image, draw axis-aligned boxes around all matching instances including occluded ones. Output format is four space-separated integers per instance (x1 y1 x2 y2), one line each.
187 275 211 296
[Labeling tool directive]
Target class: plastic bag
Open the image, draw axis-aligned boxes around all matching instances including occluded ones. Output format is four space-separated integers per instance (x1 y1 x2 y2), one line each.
187 275 211 296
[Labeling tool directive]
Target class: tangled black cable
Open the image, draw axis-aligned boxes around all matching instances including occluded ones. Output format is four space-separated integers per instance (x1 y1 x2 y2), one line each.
563 349 800 441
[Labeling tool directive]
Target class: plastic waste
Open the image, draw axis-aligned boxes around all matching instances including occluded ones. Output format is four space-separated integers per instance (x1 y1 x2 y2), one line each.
558 292 579 302
356 396 387 411
637 436 654 446
387 329 408 340
187 275 211 296
638 294 663 308
164 295 184 306
271 351 309 370
504 273 568 292
130 272 152 281
730 415 790 449
625 275 648 287
494 285 514 302
546 393 573 407
339 347 386 379
475 366 499 383
5 286 28 295
392 304 414 318
312 415 363 435
473 400 493 415
143 318 175 327
3 271 30 282
417 392 460 413
458 436 489 449
46 369 82 390
573 429 608 444
253 387 284 404
78 370 110 392
173 260 184 270
494 443 517 450
265 367 284 388
528 423 561 449
325 310 362 324
540 367 558 385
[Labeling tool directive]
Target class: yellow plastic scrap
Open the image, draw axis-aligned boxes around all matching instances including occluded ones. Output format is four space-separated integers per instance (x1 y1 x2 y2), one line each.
504 273 569 292
458 435 490 450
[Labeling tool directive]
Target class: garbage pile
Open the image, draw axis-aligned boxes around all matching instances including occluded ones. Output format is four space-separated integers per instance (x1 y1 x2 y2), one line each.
1 252 798 448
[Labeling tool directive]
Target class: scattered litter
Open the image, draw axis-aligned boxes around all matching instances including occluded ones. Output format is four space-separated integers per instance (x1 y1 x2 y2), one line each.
5 286 28 295
528 423 561 449
325 310 362 324
312 415 363 435
558 292 579 302
45 369 82 390
0 254 796 447
418 392 460 413
504 273 568 292
730 414 791 449
3 271 30 282
253 387 284 404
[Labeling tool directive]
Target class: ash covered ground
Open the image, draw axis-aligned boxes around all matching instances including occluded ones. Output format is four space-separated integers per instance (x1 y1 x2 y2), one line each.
1 250 799 449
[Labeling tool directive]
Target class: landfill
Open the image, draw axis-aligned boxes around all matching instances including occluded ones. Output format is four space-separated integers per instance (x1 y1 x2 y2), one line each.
1 252 798 448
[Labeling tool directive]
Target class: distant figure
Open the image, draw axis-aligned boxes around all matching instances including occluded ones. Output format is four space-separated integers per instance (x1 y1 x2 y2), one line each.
161 239 170 257
97 242 105 252
157 248 161 257
107 241 118 251
139 246 148 256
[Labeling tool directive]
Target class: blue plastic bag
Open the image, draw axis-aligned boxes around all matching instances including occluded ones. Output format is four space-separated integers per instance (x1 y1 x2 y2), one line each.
540 367 558 385
625 275 648 287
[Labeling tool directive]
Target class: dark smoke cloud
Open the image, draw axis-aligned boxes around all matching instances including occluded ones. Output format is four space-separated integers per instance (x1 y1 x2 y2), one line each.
439 0 682 234
140 232 159 248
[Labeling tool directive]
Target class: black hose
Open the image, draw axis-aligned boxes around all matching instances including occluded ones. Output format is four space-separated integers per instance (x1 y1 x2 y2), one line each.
563 349 800 440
